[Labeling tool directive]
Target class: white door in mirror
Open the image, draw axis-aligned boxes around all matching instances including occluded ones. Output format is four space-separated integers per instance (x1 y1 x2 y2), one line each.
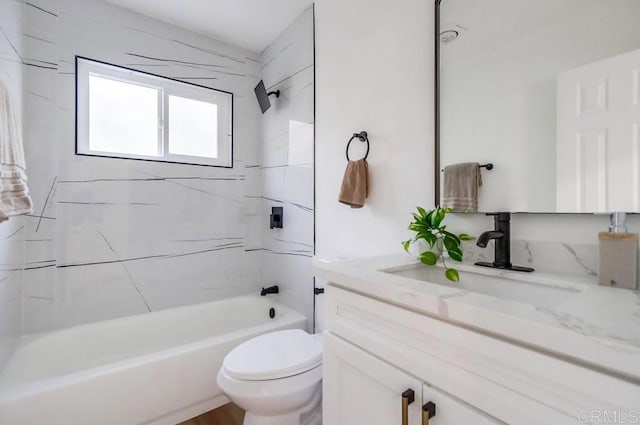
557 48 640 212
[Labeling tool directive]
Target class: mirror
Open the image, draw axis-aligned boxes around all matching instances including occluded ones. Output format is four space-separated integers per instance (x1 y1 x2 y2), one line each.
436 0 640 213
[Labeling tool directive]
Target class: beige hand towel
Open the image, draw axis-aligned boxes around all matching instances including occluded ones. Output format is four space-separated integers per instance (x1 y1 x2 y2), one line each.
339 159 368 209
442 162 482 212
0 79 33 223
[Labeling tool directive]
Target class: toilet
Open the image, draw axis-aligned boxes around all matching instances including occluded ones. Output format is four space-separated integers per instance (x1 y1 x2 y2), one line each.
217 329 323 425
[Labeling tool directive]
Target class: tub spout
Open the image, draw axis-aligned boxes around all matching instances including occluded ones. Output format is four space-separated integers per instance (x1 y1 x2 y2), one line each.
260 285 279 296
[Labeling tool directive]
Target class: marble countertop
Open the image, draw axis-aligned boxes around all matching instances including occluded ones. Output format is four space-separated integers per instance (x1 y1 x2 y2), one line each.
313 254 640 382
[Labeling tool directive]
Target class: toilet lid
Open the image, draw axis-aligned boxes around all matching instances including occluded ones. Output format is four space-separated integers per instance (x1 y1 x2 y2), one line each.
222 329 322 381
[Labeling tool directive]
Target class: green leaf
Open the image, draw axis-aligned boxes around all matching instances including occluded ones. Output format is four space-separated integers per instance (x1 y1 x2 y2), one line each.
421 232 437 248
419 251 438 266
432 208 446 227
409 223 425 232
402 240 411 253
425 209 435 226
416 206 427 218
443 236 458 252
459 233 475 241
442 231 461 244
445 268 460 282
447 247 463 262
448 245 463 255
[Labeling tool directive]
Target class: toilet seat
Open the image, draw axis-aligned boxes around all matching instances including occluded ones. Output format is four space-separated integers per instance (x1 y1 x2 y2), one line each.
222 329 322 381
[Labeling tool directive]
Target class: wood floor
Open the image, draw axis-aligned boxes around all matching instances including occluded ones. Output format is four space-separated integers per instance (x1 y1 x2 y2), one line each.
178 403 244 425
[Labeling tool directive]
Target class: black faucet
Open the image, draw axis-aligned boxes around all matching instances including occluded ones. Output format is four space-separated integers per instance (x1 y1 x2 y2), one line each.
260 285 279 296
475 212 534 272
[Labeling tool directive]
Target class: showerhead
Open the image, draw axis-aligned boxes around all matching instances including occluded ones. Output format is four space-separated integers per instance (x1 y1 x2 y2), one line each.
254 80 280 114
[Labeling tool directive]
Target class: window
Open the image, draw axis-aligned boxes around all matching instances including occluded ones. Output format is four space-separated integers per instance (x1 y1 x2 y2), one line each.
76 57 233 167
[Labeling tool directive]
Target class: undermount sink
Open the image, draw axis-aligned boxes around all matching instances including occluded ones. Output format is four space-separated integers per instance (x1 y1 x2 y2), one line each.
383 263 585 309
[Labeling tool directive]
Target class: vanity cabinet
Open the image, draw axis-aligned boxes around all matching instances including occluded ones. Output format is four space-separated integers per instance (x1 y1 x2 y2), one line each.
323 285 640 425
324 332 500 424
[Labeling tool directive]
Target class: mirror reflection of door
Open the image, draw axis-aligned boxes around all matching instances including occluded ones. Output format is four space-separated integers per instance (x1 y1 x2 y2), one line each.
557 49 640 213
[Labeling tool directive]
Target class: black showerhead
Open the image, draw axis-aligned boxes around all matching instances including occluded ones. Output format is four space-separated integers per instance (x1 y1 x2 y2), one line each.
254 80 280 113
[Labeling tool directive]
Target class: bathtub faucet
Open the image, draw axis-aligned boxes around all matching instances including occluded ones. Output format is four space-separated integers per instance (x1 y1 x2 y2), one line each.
260 285 279 296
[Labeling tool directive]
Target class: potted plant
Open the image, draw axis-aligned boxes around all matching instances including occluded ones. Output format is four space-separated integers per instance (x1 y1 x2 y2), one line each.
402 206 474 282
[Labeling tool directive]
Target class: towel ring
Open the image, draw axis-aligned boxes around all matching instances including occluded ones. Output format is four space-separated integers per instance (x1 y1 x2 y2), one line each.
346 131 370 161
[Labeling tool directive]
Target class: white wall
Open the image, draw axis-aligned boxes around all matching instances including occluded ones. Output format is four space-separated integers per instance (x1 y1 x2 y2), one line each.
260 8 315 329
315 0 433 258
21 0 264 333
0 0 25 368
314 0 635 296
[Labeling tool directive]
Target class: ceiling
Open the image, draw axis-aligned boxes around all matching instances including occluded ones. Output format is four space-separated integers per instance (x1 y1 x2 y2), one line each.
105 0 313 53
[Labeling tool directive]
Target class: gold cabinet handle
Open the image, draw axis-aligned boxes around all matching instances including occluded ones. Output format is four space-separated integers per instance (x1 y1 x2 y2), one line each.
422 401 437 425
401 389 415 425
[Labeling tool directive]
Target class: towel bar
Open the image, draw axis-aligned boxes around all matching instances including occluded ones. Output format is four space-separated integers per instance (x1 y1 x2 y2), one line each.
441 163 493 172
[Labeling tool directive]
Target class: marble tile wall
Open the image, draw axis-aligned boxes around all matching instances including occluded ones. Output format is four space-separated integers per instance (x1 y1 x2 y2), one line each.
259 8 315 329
0 0 25 367
19 0 268 333
461 239 598 277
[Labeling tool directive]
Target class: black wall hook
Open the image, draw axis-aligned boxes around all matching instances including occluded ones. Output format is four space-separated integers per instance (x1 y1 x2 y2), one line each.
346 131 370 161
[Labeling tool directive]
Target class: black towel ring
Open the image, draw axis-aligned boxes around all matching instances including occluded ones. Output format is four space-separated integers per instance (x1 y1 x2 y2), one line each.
346 131 370 161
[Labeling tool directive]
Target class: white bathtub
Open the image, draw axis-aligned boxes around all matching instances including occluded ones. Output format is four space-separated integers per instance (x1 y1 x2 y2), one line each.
0 295 306 425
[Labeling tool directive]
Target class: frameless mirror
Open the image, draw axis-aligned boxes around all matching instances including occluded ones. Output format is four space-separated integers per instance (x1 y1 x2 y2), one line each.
436 0 640 213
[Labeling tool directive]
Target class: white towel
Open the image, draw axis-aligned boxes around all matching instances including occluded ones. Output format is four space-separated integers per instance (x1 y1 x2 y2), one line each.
0 79 33 222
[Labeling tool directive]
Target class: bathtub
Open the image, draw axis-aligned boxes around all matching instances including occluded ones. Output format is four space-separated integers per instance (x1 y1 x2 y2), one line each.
0 295 306 425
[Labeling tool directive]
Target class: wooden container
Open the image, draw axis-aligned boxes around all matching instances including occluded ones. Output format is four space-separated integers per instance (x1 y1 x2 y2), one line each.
598 232 639 290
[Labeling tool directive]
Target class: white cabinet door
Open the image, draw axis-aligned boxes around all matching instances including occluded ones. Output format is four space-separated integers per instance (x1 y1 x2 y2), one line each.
323 332 423 425
322 334 422 425
557 48 640 212
323 333 501 425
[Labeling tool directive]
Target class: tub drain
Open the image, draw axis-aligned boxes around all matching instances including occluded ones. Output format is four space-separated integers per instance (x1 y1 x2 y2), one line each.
269 307 276 319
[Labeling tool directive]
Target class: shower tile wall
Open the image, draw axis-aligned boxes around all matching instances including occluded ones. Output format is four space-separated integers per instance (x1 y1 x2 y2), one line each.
20 0 264 333
0 0 25 366
260 8 315 328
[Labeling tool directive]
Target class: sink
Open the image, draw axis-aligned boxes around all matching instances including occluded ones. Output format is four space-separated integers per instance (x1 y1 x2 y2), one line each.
383 264 584 309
